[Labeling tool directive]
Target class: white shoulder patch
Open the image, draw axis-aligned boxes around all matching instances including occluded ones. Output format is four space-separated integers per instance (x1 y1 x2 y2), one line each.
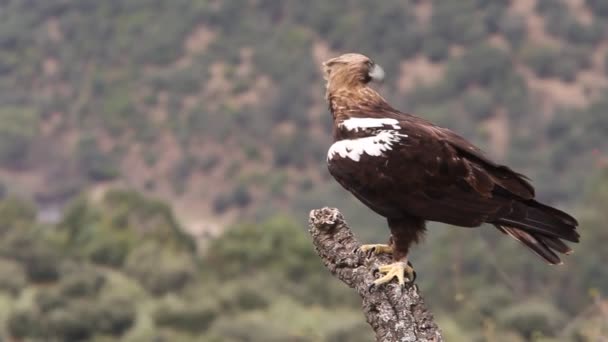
339 118 400 132
327 130 408 162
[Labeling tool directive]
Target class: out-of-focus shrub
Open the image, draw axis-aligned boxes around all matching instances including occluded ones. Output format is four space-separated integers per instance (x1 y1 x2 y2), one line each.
0 106 38 166
93 295 137 336
1 230 61 282
154 299 217 333
212 184 252 214
58 190 196 266
497 300 566 339
125 242 196 295
522 45 589 82
462 90 494 121
0 197 36 236
498 13 526 47
7 309 44 340
423 37 450 62
430 1 487 46
36 289 68 313
77 135 119 182
444 44 511 95
58 267 106 298
47 305 96 341
0 258 26 295
586 0 608 17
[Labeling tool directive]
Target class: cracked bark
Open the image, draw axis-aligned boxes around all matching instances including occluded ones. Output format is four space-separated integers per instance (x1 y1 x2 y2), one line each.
308 207 443 342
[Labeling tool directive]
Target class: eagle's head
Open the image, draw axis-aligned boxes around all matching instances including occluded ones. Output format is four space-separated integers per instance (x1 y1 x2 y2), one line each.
322 53 385 92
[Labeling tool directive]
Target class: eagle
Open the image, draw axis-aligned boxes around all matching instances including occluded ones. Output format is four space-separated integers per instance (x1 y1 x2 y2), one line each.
322 53 579 287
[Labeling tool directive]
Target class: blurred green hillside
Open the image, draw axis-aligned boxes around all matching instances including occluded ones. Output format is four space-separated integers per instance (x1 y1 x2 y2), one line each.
0 0 607 340
1 0 607 227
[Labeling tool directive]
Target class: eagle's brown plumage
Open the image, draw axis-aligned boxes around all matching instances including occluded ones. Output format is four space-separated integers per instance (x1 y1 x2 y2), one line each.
322 53 579 274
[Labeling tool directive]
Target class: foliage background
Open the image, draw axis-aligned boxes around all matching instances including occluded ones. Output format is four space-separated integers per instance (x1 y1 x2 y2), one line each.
0 0 607 340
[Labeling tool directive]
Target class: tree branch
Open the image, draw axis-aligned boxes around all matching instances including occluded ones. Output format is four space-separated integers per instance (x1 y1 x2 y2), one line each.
308 207 443 342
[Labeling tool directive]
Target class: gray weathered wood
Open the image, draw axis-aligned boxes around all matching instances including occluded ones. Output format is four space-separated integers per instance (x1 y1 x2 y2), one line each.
308 207 443 342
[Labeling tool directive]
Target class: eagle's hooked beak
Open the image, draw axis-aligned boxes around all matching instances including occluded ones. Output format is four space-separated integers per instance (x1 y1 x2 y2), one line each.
368 63 385 83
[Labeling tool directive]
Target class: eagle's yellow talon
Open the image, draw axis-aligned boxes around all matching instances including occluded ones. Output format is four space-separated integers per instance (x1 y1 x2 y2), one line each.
377 264 395 272
360 244 393 254
372 261 415 286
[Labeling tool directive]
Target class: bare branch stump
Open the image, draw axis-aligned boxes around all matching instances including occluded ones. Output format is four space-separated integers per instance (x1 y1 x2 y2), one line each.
308 207 443 342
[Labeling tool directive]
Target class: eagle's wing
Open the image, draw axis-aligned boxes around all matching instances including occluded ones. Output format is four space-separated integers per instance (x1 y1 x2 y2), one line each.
405 117 580 263
377 109 535 199
437 127 535 200
410 119 577 228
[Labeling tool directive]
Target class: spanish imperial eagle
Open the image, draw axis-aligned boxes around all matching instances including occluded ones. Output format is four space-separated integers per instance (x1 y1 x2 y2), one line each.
322 53 579 287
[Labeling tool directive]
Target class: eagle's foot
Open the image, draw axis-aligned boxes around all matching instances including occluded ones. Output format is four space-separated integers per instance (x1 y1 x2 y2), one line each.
359 244 393 255
371 260 415 288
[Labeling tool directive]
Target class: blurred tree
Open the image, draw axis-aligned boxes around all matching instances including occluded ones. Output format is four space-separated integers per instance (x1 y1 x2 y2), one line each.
586 0 608 17
58 190 196 266
125 242 196 295
77 135 120 182
0 106 38 167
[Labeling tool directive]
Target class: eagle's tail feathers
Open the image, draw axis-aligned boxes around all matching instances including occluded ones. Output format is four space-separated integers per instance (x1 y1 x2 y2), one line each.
496 226 564 265
541 235 573 255
526 200 578 226
494 201 579 242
